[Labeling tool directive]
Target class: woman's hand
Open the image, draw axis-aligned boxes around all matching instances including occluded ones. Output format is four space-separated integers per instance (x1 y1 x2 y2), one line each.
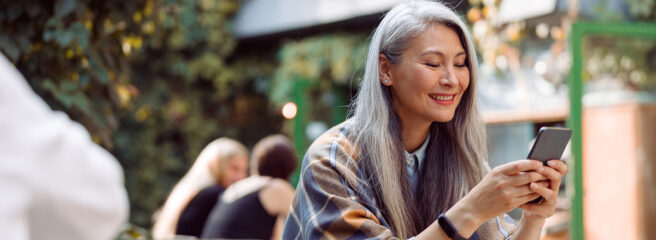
519 160 568 220
444 160 546 237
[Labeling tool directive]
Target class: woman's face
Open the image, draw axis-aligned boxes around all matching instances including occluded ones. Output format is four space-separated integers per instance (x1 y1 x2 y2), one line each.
216 154 248 188
380 24 470 125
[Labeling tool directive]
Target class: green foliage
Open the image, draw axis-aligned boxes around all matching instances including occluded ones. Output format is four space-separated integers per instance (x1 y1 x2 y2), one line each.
270 33 369 106
1 0 279 228
268 33 369 186
582 35 656 91
627 0 656 20
114 223 151 240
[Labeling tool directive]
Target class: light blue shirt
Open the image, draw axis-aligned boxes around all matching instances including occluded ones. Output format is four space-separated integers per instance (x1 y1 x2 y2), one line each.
404 133 430 192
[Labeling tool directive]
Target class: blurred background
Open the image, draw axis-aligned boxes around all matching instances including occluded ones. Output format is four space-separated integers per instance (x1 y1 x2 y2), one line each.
1 0 655 239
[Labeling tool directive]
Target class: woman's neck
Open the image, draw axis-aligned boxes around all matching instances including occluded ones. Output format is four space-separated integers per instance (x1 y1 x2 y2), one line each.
399 116 431 153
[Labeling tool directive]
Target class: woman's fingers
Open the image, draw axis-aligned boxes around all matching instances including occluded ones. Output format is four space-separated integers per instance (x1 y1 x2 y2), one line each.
516 192 541 205
547 160 568 175
507 182 549 200
530 182 557 201
518 201 544 212
511 181 550 205
535 180 549 188
537 166 561 180
539 162 565 191
496 160 543 175
508 171 547 186
518 197 556 218
510 184 535 196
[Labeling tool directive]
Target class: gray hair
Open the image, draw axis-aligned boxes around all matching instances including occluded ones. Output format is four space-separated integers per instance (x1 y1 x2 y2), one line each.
349 0 488 237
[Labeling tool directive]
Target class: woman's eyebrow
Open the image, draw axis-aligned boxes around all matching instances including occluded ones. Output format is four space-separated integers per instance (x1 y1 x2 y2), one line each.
419 50 466 57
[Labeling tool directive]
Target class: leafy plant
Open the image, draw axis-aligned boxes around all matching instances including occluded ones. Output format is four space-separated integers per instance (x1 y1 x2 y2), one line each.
270 33 368 106
627 0 656 20
0 0 279 228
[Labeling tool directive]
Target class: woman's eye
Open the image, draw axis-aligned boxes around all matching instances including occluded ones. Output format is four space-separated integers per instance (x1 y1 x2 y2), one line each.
425 63 440 68
455 64 467 68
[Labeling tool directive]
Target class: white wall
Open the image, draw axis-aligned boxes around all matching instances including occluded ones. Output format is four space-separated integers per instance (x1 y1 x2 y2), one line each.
231 0 406 38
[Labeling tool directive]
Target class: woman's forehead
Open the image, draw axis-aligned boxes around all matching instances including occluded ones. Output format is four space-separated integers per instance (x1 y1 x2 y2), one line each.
405 24 465 57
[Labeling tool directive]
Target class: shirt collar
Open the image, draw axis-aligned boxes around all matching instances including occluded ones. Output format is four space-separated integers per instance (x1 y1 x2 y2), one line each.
405 132 430 166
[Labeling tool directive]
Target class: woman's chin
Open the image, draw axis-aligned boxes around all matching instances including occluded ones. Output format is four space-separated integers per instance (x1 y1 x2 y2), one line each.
431 113 456 123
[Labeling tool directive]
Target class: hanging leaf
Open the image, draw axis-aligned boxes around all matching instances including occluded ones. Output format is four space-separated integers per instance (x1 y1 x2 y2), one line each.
78 73 90 88
0 35 20 61
41 80 58 93
15 34 31 54
60 80 77 92
55 29 74 46
70 22 89 50
54 91 73 108
54 0 76 18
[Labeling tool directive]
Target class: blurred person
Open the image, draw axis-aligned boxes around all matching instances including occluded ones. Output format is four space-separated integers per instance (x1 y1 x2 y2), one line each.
152 138 249 239
201 134 297 240
282 1 567 240
0 53 129 240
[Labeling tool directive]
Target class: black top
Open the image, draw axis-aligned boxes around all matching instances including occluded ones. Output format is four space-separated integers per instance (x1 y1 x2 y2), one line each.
175 184 225 238
201 188 277 239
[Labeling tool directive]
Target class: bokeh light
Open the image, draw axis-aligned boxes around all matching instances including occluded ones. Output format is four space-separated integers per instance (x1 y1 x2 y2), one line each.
282 102 297 119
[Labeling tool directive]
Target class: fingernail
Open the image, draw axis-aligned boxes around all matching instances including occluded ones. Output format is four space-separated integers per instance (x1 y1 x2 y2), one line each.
548 161 556 167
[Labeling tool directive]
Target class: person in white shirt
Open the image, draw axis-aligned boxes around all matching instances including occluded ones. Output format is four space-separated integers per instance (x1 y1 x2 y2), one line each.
0 54 129 240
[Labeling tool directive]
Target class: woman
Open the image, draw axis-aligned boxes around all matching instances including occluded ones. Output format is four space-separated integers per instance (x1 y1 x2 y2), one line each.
282 1 567 239
152 138 248 240
202 134 297 240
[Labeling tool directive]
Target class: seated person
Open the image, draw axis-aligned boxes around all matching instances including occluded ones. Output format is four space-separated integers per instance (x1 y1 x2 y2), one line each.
0 53 128 240
152 138 249 239
201 134 297 240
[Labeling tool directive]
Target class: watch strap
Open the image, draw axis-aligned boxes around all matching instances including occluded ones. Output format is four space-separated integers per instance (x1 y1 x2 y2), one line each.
438 213 466 240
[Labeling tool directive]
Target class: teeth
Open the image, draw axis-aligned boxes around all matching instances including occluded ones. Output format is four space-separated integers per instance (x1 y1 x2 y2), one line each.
429 95 454 101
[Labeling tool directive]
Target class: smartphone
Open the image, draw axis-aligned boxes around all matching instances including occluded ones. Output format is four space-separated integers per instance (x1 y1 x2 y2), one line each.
526 127 572 204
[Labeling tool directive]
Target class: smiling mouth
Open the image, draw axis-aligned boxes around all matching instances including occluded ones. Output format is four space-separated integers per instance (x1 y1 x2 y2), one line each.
428 94 454 101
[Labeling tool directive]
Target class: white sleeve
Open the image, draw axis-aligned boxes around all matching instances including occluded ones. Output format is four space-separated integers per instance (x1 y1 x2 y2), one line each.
0 54 129 240
0 163 31 240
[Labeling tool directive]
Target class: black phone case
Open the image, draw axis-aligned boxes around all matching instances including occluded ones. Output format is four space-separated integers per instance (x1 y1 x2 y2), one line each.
526 127 572 204
527 127 572 164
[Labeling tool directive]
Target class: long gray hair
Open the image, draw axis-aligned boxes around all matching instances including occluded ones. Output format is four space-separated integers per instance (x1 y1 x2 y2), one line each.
349 1 488 238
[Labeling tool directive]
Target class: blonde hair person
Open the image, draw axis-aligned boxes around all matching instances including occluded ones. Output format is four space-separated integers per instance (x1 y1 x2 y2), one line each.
283 1 567 239
152 138 248 240
201 135 297 240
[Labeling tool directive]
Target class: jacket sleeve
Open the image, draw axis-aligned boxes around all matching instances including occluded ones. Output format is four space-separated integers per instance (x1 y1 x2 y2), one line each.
0 54 129 240
282 139 398 240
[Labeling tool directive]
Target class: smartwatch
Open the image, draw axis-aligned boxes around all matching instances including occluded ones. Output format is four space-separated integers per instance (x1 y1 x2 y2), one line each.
438 213 466 240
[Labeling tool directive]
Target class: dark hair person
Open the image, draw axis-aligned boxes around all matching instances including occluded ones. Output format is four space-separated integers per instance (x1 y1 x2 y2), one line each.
282 1 567 239
202 134 298 240
152 138 249 239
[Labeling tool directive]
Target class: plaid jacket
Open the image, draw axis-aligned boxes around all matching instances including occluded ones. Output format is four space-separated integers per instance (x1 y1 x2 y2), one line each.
283 120 517 240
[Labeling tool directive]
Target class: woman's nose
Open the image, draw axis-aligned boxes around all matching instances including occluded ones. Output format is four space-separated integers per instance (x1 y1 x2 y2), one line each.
439 71 457 87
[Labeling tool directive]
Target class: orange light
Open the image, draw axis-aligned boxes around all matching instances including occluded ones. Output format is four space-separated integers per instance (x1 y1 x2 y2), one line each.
282 102 297 119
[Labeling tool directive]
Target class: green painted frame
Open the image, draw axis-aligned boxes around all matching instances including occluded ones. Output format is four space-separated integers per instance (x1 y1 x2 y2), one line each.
568 21 656 240
290 78 311 186
289 77 349 186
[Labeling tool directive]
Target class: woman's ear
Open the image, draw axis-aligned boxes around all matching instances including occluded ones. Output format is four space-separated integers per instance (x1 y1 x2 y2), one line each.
379 53 393 86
